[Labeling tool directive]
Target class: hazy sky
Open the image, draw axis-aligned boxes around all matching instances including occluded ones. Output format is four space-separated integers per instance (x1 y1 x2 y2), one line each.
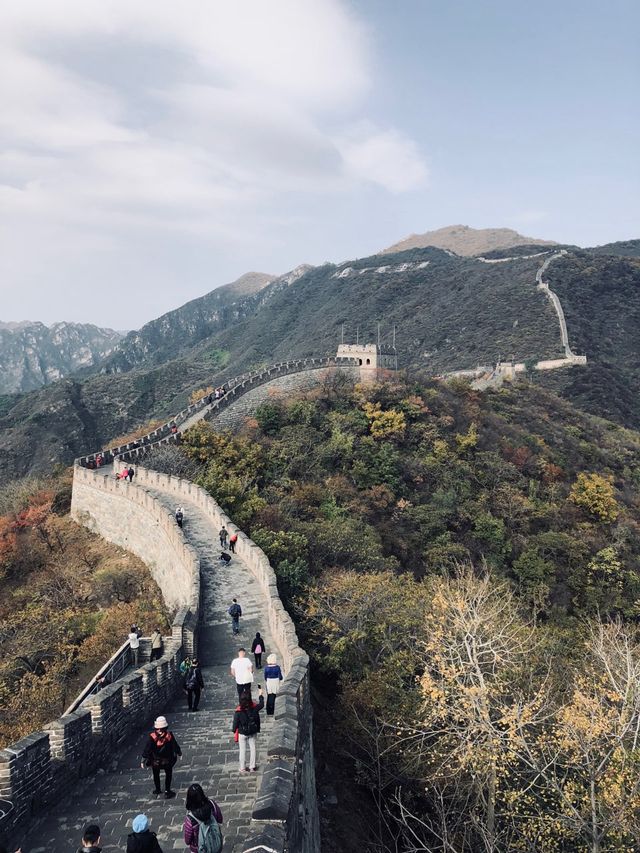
1 0 638 328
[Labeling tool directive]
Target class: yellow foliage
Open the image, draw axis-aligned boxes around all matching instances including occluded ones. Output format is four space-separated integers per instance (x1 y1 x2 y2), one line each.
362 401 406 439
189 385 214 404
569 472 619 522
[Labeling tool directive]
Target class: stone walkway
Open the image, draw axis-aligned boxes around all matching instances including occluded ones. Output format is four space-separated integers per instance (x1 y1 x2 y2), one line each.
22 481 280 853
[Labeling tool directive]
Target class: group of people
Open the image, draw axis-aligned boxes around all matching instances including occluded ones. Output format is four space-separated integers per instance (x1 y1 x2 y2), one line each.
71 781 224 852
127 623 163 667
116 466 135 482
219 525 238 560
85 452 105 470
207 387 227 404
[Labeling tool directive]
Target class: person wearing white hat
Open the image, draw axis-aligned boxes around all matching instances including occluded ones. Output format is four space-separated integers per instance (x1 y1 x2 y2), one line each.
141 716 182 799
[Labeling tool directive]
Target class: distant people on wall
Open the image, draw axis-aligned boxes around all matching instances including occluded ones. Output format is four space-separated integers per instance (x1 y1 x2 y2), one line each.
150 628 163 661
184 657 204 712
127 466 135 482
219 551 231 565
228 599 242 635
229 532 238 553
264 654 284 716
251 632 265 669
175 506 184 528
219 526 228 547
141 716 181 800
128 626 141 667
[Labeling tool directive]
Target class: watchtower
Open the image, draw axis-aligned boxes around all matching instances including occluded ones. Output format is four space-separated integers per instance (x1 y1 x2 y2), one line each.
335 342 397 379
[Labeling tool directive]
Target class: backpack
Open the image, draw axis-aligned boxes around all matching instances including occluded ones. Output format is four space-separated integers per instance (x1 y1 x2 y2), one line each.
189 812 223 853
240 708 259 736
229 604 241 618
186 667 198 690
254 643 262 654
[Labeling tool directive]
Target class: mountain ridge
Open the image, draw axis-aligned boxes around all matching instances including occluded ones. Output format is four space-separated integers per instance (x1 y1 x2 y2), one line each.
381 224 558 256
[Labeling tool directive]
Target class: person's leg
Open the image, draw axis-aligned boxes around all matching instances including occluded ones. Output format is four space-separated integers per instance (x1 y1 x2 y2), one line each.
256 653 262 668
249 736 256 770
266 692 276 715
239 734 247 771
237 682 246 698
233 617 239 634
152 766 161 794
187 689 193 710
193 687 201 710
164 766 174 793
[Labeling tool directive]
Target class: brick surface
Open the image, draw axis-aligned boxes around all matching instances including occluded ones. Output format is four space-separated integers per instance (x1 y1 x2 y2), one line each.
19 482 282 853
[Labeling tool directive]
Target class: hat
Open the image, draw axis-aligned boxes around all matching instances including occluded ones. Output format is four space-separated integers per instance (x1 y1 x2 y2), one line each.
153 716 168 729
267 653 277 664
132 814 149 833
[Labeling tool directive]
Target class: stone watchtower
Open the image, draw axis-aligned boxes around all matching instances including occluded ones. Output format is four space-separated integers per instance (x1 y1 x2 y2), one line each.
335 342 397 379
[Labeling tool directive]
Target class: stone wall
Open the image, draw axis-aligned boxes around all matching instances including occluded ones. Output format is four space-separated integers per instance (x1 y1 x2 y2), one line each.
0 470 199 842
131 468 321 853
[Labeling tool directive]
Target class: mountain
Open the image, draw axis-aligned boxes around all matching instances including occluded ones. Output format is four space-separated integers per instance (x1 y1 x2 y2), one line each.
381 224 557 256
0 321 124 394
0 239 639 479
100 270 278 373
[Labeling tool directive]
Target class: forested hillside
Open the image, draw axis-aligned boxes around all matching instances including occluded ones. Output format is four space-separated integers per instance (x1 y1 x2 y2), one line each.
0 241 639 479
147 376 640 852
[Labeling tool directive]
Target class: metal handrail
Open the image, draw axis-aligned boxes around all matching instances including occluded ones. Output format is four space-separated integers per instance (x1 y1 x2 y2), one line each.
64 638 136 715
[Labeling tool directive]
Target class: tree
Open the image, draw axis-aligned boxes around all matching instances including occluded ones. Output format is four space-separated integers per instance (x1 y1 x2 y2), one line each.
569 472 619 523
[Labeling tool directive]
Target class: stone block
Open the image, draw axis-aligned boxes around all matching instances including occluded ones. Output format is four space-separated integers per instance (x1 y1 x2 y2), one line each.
240 822 286 852
252 759 295 821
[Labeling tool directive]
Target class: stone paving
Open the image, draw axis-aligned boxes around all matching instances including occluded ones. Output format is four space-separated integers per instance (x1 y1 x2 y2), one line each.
21 480 280 853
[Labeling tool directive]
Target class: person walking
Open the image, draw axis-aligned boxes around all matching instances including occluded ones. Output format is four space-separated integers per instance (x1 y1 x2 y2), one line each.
126 814 163 852
175 506 184 528
185 657 204 711
128 626 141 667
150 628 163 662
76 824 101 852
230 648 253 698
229 532 238 554
183 783 223 853
141 716 182 799
251 632 265 669
232 687 264 772
264 653 284 716
127 466 135 482
219 526 228 548
228 598 242 635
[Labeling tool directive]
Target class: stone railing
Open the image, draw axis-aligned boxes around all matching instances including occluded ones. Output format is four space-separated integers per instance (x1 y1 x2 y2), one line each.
131 467 320 852
0 468 200 841
77 356 358 468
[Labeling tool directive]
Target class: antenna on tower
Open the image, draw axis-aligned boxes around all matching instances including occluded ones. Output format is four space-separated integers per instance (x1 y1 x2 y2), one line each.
341 323 344 345
356 326 359 345
392 325 396 348
377 323 381 347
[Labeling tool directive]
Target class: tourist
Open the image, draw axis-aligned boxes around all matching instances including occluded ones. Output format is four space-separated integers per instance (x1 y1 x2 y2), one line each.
128 625 141 667
121 467 130 481
94 672 111 691
228 598 242 635
141 715 182 799
126 814 163 852
219 551 231 565
230 647 253 698
232 687 264 772
175 506 184 528
179 656 192 678
127 466 135 482
185 657 204 711
150 628 163 661
264 654 284 716
251 632 265 669
219 526 228 547
229 532 238 553
76 823 101 852
170 423 178 434
183 782 224 853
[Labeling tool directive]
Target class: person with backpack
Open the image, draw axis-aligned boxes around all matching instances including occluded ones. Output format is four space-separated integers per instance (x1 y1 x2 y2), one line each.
179 656 192 678
141 716 182 799
251 632 265 669
175 506 184 528
219 526 228 548
183 782 223 853
228 598 242 635
228 532 238 553
185 657 204 711
264 653 284 716
232 687 264 772
126 814 163 853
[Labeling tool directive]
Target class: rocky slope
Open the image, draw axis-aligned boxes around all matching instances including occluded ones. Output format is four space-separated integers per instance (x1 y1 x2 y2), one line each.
0 322 123 393
382 224 557 256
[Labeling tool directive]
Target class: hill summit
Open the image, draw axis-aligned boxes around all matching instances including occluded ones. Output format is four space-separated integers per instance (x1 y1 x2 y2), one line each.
382 224 557 256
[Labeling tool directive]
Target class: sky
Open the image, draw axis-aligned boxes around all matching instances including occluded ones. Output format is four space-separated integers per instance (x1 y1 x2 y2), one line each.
0 0 638 328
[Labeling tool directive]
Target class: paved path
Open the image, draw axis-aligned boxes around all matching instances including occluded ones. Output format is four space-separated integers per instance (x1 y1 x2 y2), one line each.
22 481 280 853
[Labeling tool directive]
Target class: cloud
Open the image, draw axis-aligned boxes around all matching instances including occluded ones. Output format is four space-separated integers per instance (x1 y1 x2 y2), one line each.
0 0 429 323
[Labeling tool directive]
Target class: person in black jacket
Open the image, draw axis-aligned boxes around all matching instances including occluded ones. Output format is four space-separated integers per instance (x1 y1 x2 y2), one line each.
126 813 162 853
141 716 182 799
185 657 205 711
232 687 264 772
251 632 265 669
75 823 101 852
